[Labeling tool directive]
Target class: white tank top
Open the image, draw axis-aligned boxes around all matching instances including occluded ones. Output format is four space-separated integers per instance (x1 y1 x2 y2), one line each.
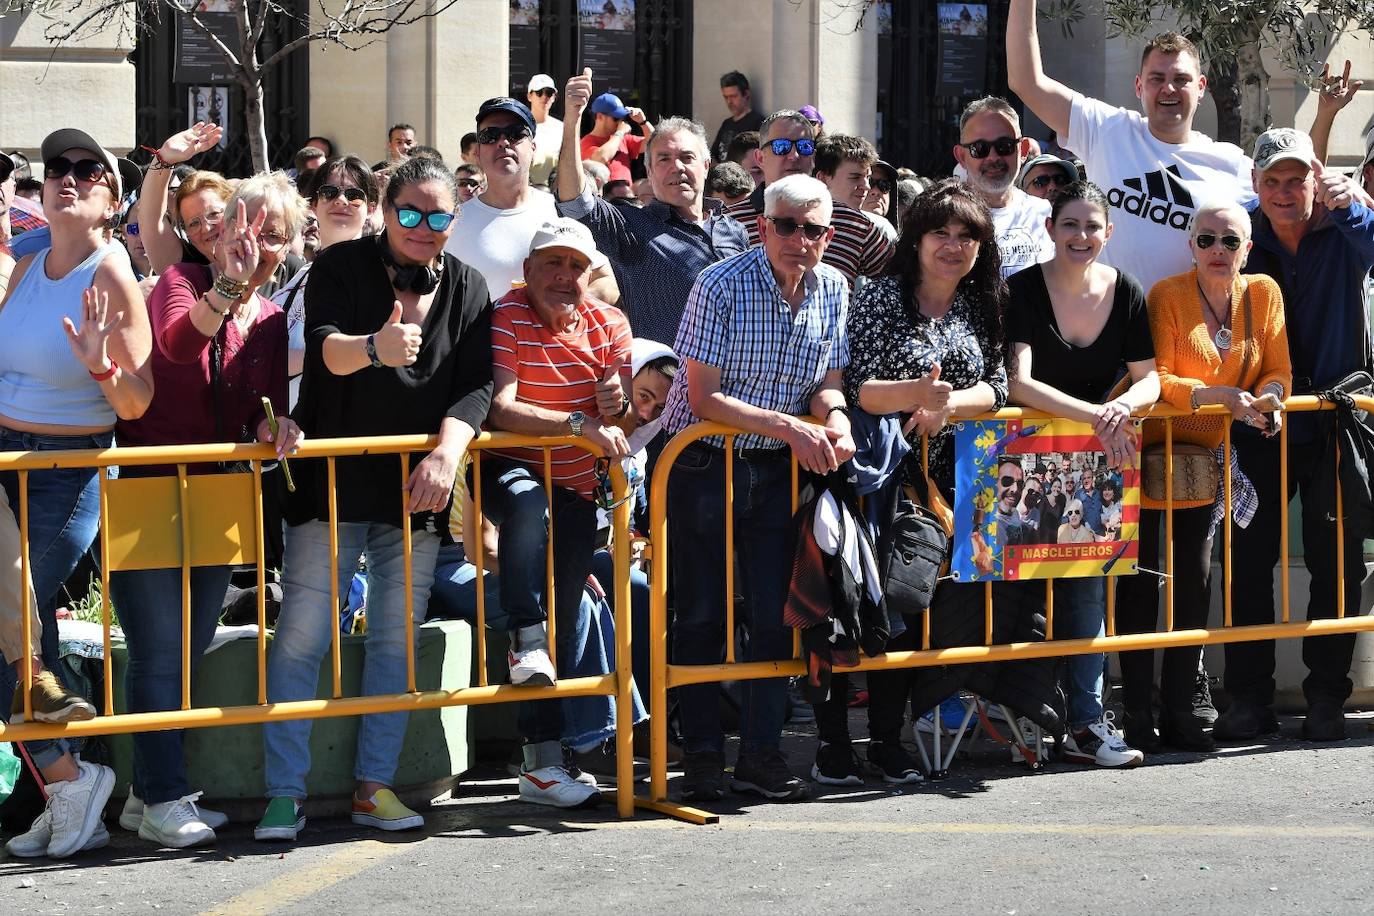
0 244 121 428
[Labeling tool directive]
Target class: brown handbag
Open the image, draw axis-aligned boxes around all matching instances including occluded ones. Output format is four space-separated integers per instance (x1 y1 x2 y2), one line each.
1140 280 1253 503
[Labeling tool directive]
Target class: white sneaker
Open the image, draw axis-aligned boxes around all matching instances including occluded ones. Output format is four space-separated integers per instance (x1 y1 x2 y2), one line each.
508 646 556 687
518 765 602 809
138 793 217 848
4 808 109 858
1064 714 1145 768
121 790 228 832
45 760 115 859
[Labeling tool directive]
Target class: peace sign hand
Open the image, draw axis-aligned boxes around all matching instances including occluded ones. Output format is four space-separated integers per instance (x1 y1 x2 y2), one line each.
63 287 124 375
159 121 224 165
215 198 266 286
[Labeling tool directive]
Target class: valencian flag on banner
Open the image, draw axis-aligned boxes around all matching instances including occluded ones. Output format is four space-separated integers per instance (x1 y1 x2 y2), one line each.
951 417 1140 582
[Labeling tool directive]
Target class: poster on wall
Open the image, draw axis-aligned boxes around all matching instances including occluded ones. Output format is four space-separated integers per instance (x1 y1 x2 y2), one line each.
189 88 230 146
509 0 542 99
951 418 1141 582
935 3 987 95
578 0 636 101
174 1 239 84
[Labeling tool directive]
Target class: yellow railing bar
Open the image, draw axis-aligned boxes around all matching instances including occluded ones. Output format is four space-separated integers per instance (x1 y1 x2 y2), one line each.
610 461 635 818
724 436 735 665
1336 436 1346 618
1044 579 1054 640
1280 419 1290 623
327 456 342 699
401 453 416 694
544 448 557 670
98 471 114 716
18 470 32 723
253 461 267 705
1222 424 1233 628
178 464 192 710
1165 418 1175 632
471 450 488 688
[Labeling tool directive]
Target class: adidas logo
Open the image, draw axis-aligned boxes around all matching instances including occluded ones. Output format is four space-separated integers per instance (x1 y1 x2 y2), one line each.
1106 164 1195 229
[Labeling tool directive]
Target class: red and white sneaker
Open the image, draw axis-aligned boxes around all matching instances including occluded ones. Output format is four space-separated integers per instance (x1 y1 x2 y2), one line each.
519 765 602 809
1063 714 1145 768
508 646 556 687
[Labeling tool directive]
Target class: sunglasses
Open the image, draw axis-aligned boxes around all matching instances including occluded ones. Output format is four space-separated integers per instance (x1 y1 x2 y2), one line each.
1067 509 1083 517
1030 173 1071 188
999 475 1022 488
765 138 816 157
533 88 557 98
871 177 893 193
767 216 829 241
396 207 456 231
456 178 482 189
959 136 1020 159
594 457 633 512
44 157 110 184
317 184 368 204
124 221 140 237
1194 233 1243 251
476 124 533 145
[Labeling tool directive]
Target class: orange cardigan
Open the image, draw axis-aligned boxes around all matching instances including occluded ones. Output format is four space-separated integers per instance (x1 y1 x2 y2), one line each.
1143 269 1292 508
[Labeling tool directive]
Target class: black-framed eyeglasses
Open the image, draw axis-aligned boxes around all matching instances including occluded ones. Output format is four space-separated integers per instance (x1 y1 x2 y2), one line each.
767 216 829 241
871 177 893 193
999 475 1022 488
533 88 557 98
1194 233 1243 251
317 184 368 204
476 124 533 145
44 157 109 184
594 457 633 512
1030 173 1071 188
959 136 1020 159
765 138 816 157
396 207 456 231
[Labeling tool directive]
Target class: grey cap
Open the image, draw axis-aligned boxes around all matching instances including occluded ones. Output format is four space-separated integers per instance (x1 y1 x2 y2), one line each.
1017 154 1078 189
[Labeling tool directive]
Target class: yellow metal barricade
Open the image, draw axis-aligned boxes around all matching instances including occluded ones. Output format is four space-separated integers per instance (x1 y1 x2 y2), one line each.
0 432 639 819
644 396 1374 823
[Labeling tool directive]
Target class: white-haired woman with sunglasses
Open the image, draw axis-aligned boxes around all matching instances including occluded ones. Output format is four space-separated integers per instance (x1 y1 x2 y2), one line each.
1115 199 1291 755
106 170 304 849
257 155 492 845
1 128 155 860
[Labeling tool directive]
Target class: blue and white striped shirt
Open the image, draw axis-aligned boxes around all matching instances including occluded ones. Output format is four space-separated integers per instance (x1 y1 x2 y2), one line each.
662 247 850 450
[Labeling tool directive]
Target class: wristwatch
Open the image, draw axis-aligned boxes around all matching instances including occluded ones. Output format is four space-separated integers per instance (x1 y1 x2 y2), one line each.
365 334 386 369
568 410 586 436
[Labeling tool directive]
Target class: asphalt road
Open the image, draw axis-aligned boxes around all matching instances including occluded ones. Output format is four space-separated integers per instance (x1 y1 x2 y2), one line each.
3 711 1372 915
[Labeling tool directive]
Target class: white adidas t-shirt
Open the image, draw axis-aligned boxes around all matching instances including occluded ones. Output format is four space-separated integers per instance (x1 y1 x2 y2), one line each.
991 189 1054 277
1067 93 1255 294
443 191 558 298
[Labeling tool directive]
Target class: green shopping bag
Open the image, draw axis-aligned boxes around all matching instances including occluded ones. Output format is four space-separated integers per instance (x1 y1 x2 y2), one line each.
0 742 19 805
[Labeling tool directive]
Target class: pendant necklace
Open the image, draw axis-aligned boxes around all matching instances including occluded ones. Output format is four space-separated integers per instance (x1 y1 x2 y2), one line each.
1197 279 1231 350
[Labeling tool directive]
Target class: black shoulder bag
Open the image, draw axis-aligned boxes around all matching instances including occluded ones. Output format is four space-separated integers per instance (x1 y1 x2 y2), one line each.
878 468 949 617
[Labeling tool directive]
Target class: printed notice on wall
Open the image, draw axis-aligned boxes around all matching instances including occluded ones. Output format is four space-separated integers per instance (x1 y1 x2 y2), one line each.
578 0 637 101
936 3 987 96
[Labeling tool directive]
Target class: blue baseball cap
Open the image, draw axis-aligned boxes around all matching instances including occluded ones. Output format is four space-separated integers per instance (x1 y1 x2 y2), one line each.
475 97 536 135
590 93 631 120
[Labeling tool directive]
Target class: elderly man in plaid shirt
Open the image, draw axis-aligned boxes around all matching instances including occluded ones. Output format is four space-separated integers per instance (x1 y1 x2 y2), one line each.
660 173 854 804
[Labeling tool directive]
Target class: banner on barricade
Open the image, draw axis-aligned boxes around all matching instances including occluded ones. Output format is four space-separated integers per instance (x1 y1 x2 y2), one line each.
951 417 1139 582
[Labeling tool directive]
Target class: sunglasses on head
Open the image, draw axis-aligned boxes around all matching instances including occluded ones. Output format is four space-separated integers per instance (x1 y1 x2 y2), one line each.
1194 232 1243 251
44 157 109 184
766 216 829 241
395 207 456 231
765 138 816 157
317 184 368 204
959 136 1020 159
871 177 893 193
533 88 557 98
476 124 533 145
1031 173 1071 188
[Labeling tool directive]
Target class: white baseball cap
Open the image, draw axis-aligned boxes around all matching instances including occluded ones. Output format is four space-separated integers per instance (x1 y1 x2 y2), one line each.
527 217 608 270
527 74 557 93
1251 127 1315 173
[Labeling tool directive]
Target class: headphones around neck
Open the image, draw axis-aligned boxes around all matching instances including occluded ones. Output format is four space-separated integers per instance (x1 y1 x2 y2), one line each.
378 232 443 295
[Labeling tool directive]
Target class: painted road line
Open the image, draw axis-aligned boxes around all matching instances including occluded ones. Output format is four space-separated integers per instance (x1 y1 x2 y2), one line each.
200 838 415 916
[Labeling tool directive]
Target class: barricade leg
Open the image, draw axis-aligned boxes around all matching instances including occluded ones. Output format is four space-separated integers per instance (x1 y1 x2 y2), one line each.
1223 432 1286 708
1296 472 1364 708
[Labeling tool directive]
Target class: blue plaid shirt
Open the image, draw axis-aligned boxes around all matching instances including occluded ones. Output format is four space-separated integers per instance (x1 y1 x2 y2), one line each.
556 184 749 345
662 247 850 450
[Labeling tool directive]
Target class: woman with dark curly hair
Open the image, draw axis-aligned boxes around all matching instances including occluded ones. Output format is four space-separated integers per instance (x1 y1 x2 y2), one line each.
809 180 1023 788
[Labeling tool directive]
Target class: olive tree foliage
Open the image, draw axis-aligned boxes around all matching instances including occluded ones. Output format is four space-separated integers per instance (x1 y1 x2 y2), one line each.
0 0 459 171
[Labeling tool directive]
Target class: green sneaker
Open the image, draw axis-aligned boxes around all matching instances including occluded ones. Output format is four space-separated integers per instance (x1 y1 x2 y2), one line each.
254 797 304 842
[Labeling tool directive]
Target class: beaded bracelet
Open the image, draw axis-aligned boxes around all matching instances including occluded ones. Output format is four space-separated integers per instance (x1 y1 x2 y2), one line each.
212 273 251 302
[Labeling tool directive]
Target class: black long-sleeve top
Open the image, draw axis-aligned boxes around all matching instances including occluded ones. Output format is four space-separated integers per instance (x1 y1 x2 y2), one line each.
287 234 493 529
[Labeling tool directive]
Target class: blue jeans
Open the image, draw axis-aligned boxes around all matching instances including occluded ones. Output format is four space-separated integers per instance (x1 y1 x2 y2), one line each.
668 444 793 756
428 545 646 749
263 520 438 799
590 550 653 709
110 565 233 804
473 458 598 745
0 428 110 769
1054 576 1106 729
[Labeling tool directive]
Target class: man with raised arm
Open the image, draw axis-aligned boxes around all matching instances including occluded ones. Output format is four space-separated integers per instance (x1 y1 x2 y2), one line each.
1006 0 1254 293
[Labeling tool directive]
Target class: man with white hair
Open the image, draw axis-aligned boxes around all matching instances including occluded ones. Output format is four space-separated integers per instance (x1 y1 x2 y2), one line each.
661 173 855 804
555 69 748 345
952 96 1054 277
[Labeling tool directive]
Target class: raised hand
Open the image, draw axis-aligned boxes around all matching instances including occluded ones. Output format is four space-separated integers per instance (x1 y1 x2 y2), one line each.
373 300 423 366
63 287 124 375
595 356 627 418
565 68 593 121
1312 159 1357 210
159 121 224 165
1316 60 1362 115
216 199 265 286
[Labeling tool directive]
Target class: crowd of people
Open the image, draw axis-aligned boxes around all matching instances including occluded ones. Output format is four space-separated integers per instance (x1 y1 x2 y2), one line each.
0 0 1372 859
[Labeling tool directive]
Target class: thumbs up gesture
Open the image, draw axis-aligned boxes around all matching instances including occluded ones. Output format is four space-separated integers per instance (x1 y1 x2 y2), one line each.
911 362 953 411
372 300 423 367
565 68 594 119
595 354 629 420
1312 158 1356 211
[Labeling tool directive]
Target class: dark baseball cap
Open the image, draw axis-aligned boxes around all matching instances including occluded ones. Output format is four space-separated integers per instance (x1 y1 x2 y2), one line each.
475 97 536 135
41 128 124 198
0 152 13 183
